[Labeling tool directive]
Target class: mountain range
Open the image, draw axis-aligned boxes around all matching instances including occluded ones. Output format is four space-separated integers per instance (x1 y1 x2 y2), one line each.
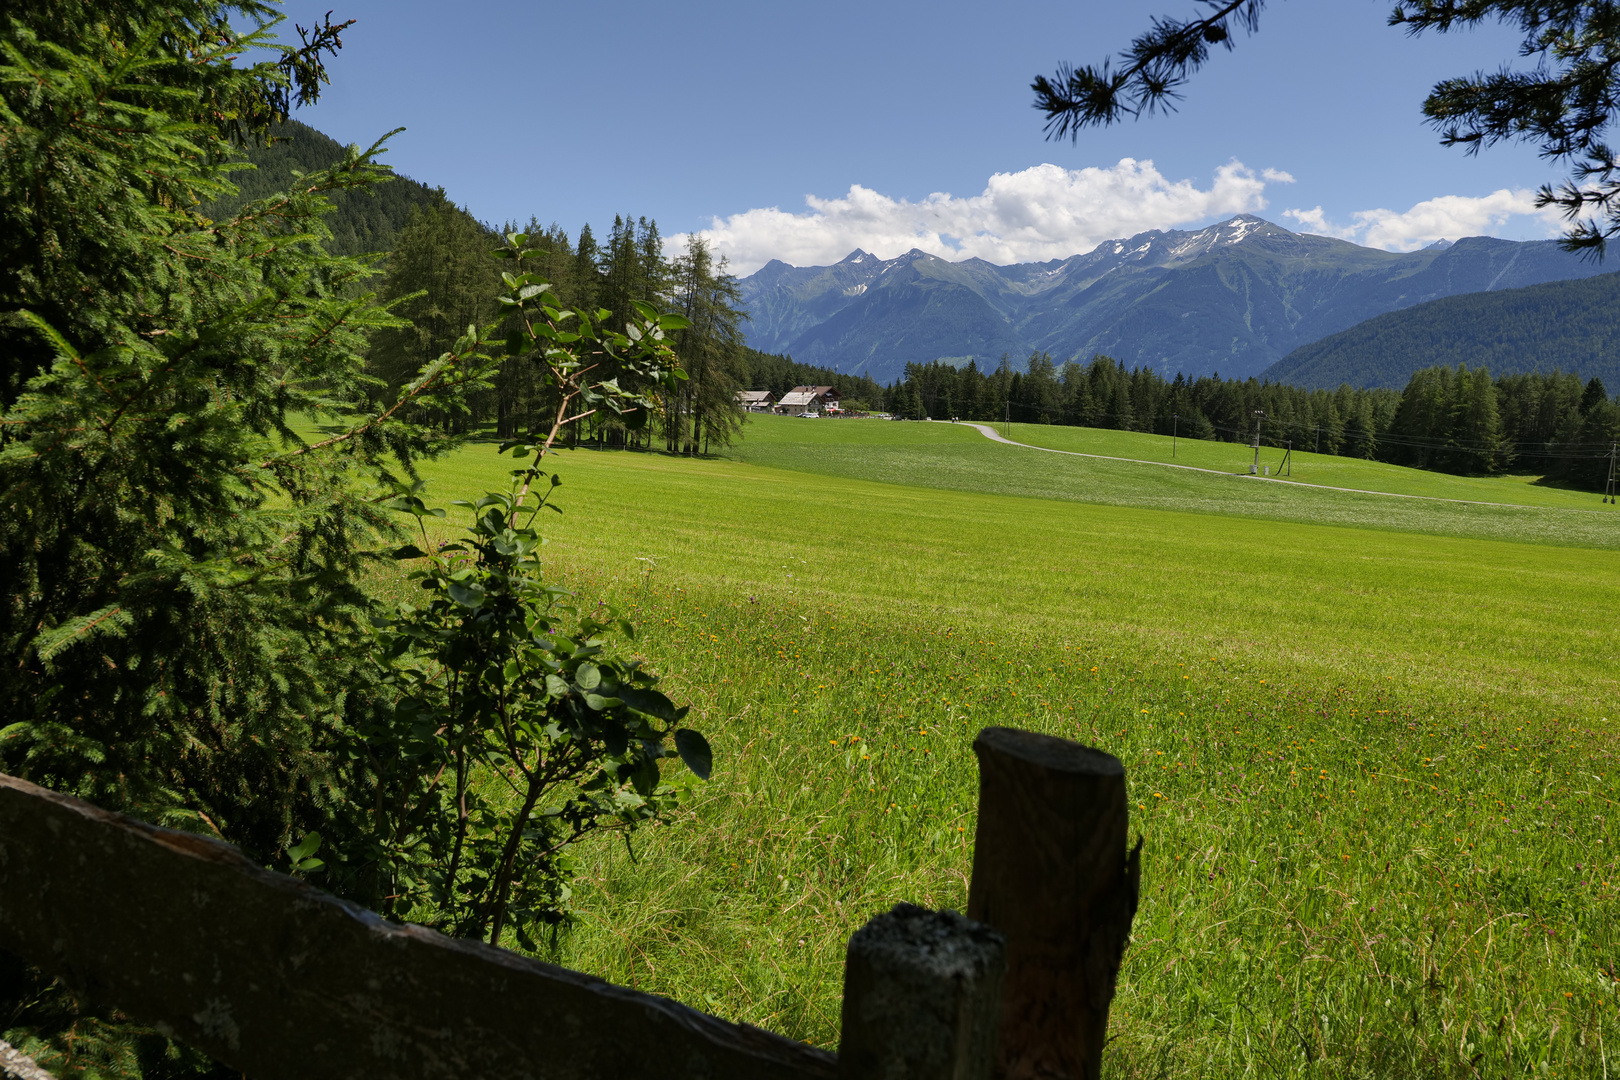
736 216 1610 384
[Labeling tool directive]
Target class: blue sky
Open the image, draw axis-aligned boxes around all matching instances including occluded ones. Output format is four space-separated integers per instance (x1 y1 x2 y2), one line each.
280 1 1565 272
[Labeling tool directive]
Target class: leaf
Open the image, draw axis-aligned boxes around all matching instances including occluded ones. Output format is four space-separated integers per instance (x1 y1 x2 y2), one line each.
575 662 601 690
545 674 569 697
674 729 713 781
287 832 322 863
622 406 648 431
447 580 486 609
383 495 427 516
584 693 623 711
618 686 677 722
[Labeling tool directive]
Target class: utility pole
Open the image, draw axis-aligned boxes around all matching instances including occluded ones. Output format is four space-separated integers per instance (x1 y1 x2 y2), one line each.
1172 413 1178 457
1314 425 1321 454
1004 398 1010 440
1607 441 1618 504
1251 410 1265 475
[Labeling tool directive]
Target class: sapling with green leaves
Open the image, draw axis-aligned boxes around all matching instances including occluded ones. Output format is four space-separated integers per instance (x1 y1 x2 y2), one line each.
354 234 711 949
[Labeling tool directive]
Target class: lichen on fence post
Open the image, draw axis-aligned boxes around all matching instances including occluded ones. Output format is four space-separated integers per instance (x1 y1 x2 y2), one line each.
837 903 1006 1080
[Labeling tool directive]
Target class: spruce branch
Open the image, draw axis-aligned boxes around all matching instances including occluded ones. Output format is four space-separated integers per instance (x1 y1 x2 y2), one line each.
1033 0 1265 140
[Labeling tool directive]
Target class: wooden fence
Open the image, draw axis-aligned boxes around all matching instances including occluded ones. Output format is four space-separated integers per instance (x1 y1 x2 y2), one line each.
0 726 1139 1080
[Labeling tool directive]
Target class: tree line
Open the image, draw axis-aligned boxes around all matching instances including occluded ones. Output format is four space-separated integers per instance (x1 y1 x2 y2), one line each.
884 354 1620 485
366 204 752 454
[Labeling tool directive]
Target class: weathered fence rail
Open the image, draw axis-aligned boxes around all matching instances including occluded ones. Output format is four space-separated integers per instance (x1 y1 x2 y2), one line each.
0 726 1138 1080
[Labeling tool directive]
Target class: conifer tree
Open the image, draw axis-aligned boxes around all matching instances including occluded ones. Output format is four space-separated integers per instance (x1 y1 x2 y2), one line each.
1580 376 1610 416
367 197 504 430
0 3 506 1071
669 236 747 454
1455 366 1507 473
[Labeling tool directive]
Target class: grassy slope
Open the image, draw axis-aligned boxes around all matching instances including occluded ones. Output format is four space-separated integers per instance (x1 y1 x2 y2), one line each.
992 420 1606 508
720 415 1619 550
384 429 1619 1078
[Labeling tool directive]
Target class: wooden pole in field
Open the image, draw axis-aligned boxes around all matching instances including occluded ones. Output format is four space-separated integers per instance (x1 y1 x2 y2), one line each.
966 728 1141 1080
837 904 1006 1080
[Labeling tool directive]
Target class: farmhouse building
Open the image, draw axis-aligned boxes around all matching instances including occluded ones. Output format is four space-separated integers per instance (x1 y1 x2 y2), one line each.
775 385 840 414
735 390 776 412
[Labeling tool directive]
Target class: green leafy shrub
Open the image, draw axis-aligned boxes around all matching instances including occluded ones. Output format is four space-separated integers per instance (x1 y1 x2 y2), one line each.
330 239 710 949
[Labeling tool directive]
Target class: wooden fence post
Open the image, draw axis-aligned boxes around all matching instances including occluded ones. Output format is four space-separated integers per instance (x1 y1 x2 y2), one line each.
837 903 1006 1080
966 727 1142 1080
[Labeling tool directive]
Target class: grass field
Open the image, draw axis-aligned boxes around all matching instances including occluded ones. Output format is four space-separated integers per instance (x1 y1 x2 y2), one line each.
382 421 1620 1079
719 415 1619 551
989 420 1608 509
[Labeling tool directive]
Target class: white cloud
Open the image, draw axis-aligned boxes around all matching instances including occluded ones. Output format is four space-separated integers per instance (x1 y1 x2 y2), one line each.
673 159 1294 274
1283 190 1564 250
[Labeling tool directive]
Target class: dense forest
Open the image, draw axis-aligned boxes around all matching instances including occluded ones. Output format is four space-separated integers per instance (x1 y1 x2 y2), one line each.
364 206 753 454
883 355 1620 485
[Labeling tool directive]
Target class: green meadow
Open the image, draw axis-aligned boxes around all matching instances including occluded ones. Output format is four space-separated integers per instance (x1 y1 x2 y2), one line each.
990 420 1609 509
385 417 1619 1078
721 415 1618 549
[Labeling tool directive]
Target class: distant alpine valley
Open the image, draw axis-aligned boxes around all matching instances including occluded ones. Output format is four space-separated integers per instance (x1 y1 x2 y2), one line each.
736 216 1609 384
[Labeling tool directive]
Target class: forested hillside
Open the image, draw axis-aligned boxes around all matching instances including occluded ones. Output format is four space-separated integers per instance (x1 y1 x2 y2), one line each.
199 120 445 256
1264 271 1620 389
203 122 765 458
